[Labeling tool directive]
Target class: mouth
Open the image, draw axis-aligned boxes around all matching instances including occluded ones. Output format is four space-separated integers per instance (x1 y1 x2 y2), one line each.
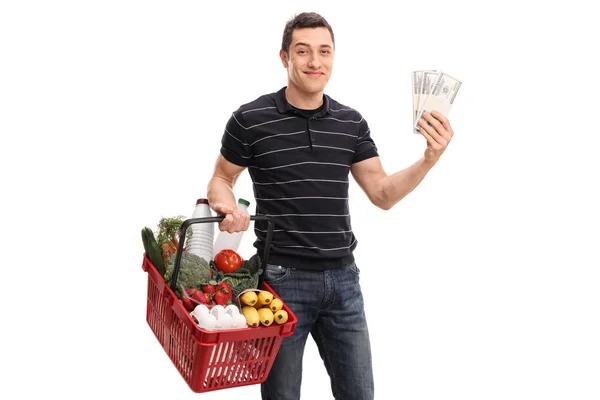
304 72 324 77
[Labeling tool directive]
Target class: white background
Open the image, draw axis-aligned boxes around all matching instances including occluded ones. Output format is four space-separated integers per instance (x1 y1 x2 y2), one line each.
2 1 599 399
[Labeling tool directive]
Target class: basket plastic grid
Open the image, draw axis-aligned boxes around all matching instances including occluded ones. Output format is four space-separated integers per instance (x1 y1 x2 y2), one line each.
142 253 296 393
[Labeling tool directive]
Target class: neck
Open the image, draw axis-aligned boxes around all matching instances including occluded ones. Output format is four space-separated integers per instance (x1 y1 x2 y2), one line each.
285 84 323 110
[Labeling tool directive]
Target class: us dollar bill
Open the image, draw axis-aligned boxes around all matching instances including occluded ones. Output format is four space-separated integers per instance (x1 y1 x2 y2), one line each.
412 71 421 124
412 70 438 124
413 71 461 134
417 70 439 118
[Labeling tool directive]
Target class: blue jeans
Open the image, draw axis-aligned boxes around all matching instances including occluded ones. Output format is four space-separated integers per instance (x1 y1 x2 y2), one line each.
260 262 374 400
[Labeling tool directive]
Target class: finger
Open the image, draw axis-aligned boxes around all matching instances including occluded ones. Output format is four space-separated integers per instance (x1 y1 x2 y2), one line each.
225 214 238 233
219 214 234 232
419 125 431 141
418 117 445 146
430 111 453 136
212 202 236 232
418 124 447 152
226 211 247 234
418 125 436 146
239 212 251 232
213 203 234 216
242 213 251 231
422 112 445 136
421 113 450 147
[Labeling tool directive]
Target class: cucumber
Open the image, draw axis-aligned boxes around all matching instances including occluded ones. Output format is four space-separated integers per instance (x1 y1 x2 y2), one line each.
142 227 165 276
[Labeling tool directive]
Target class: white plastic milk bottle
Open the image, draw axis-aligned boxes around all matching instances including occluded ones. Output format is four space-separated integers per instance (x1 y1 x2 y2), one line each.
186 198 214 263
213 198 250 255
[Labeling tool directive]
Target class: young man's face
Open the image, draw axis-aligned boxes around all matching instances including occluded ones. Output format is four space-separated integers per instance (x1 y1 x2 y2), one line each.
280 27 334 97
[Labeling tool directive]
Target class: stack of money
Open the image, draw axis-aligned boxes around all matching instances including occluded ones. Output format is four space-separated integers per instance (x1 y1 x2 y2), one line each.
412 70 462 133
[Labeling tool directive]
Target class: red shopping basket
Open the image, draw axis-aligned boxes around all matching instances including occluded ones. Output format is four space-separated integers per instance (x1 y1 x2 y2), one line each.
140 215 297 393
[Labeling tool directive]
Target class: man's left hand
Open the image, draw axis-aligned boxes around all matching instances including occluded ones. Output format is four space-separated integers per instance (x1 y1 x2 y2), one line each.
417 110 454 164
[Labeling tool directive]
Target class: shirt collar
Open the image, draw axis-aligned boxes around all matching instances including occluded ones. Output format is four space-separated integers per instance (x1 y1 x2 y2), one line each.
274 86 330 116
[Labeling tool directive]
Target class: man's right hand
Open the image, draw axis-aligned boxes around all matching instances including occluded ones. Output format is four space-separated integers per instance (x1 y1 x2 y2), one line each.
211 202 250 234
207 154 250 233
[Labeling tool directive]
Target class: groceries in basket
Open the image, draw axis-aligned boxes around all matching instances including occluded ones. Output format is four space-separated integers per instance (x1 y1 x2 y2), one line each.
236 289 289 327
140 201 277 331
189 303 248 330
139 200 297 393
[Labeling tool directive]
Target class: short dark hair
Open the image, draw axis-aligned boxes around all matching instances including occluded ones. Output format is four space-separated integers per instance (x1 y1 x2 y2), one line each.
281 12 335 55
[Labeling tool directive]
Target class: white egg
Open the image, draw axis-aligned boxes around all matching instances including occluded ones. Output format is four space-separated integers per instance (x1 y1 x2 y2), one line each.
193 304 210 317
232 314 248 328
197 313 217 330
225 304 240 316
210 305 225 320
218 313 233 329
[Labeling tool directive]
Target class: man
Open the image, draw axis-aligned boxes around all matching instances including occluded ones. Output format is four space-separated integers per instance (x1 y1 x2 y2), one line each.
207 12 454 400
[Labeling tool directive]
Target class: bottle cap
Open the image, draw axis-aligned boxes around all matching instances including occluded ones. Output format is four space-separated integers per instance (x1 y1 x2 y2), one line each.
196 198 209 205
238 198 250 207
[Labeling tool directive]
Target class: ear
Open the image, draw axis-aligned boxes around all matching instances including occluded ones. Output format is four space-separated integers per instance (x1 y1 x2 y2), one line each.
279 49 288 68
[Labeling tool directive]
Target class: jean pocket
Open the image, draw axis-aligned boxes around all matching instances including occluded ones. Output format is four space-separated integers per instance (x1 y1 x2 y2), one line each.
348 262 360 275
263 264 291 284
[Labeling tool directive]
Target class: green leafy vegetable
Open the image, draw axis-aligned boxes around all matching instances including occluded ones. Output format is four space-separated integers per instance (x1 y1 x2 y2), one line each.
155 216 193 249
141 227 165 276
211 254 263 298
164 252 212 297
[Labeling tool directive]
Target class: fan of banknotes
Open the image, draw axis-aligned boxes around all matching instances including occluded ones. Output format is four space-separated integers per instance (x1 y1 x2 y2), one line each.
412 70 462 134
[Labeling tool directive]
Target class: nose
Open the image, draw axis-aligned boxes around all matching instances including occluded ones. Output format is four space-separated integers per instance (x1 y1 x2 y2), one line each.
308 53 321 69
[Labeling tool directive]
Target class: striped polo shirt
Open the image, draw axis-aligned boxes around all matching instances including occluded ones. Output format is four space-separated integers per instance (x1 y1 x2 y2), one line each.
220 86 379 271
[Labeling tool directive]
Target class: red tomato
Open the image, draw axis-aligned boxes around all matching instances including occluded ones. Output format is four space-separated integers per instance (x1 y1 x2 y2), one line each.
213 249 244 273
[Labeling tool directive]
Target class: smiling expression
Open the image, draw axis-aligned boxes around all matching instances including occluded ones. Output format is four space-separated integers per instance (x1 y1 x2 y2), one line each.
280 27 334 96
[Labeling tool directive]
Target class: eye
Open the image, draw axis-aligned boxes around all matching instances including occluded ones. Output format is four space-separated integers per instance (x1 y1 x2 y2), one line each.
298 50 307 55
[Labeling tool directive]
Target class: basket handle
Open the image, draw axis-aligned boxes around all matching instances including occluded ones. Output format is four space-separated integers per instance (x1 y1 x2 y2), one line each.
169 215 274 294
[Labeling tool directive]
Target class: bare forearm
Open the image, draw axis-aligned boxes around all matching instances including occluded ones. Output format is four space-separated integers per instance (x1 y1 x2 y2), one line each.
207 176 237 210
207 155 249 231
375 157 435 210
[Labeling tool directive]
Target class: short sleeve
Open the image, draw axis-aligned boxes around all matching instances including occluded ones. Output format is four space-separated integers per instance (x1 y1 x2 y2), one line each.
352 116 379 163
220 111 252 167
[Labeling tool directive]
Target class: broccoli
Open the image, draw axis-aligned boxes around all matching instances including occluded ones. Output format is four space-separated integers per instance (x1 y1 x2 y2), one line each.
164 252 212 297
